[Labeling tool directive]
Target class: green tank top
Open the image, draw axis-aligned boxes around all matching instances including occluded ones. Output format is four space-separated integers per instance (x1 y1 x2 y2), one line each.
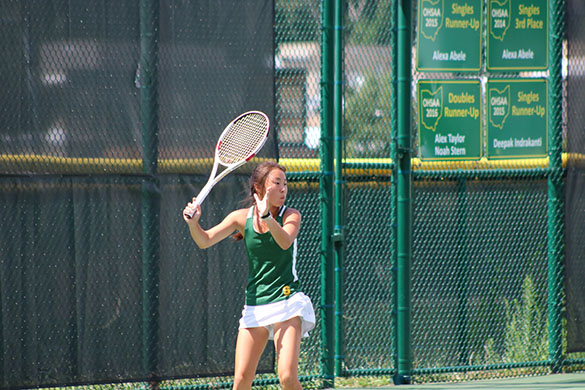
243 206 300 306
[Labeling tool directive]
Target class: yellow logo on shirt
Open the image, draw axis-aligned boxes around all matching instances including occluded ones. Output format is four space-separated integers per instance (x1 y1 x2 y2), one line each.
283 285 291 296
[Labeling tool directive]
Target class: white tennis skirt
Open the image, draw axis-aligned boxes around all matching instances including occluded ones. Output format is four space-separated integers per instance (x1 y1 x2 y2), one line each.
239 292 315 340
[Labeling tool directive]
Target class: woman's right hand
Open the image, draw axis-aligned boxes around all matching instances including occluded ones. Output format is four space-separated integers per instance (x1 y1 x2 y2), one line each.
183 197 201 224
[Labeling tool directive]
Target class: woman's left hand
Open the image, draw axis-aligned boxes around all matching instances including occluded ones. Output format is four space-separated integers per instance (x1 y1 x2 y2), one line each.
253 187 271 217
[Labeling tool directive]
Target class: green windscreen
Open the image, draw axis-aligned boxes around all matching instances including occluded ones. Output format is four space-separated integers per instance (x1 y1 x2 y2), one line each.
0 0 276 388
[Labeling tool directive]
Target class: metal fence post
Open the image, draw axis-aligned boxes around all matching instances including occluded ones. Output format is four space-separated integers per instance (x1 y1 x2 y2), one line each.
394 0 413 385
320 0 335 386
140 0 160 382
333 0 345 378
547 0 565 374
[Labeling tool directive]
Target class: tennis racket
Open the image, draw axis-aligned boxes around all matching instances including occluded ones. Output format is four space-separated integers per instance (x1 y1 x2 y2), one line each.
184 111 270 218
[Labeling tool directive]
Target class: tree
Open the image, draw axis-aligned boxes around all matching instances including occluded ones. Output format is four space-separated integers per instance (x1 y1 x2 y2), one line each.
347 0 392 45
344 72 393 158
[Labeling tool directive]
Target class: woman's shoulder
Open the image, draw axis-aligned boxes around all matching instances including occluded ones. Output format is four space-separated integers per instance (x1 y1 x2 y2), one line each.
281 206 301 218
224 207 251 225
231 207 252 218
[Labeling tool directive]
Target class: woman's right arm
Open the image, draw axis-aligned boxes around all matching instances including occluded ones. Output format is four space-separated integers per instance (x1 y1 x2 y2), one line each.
183 199 247 249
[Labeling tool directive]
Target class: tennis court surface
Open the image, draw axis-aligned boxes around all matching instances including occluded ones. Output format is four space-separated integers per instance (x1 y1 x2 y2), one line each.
346 373 585 389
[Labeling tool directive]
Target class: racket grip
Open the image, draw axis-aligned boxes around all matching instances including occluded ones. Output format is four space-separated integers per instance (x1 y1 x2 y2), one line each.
184 185 212 219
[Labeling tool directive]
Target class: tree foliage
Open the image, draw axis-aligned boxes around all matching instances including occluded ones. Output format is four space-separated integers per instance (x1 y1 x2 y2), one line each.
344 72 393 158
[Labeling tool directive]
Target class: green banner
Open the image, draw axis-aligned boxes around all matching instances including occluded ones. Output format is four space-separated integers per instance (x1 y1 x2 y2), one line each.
487 79 548 158
487 0 548 71
416 0 482 72
417 80 482 160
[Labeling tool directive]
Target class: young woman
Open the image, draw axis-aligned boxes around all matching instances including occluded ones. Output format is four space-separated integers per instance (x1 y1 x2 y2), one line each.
183 161 315 390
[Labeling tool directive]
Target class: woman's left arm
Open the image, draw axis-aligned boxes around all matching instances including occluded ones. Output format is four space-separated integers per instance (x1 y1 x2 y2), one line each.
265 208 301 250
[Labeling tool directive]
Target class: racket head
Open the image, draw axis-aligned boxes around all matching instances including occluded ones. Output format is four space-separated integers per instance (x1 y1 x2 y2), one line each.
215 111 270 167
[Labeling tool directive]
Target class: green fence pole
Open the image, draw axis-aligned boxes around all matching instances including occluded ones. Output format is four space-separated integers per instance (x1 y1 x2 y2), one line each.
547 0 565 374
320 0 335 386
394 0 412 385
140 0 160 382
333 0 345 378
391 1 399 381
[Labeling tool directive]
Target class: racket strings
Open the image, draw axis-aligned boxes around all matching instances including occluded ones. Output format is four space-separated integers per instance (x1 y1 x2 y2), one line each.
218 114 268 164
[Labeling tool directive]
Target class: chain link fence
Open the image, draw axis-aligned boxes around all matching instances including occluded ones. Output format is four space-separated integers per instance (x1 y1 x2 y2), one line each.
1 1 584 389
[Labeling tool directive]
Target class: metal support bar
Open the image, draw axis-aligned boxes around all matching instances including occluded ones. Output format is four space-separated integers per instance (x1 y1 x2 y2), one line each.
546 0 565 374
140 0 160 381
394 0 413 385
333 0 345 378
320 0 336 386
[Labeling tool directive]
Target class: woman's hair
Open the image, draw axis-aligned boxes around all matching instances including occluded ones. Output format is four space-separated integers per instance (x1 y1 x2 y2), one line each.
232 161 286 241
244 161 286 206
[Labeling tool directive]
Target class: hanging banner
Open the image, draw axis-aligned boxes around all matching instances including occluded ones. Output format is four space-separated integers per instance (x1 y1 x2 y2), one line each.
487 0 548 71
416 0 482 72
417 80 482 160
487 79 548 158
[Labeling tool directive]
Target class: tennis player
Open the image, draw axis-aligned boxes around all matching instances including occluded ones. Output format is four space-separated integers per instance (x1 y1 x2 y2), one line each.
183 161 315 390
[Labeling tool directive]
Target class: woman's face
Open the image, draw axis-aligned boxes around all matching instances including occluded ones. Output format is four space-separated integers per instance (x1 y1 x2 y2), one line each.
262 168 288 207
